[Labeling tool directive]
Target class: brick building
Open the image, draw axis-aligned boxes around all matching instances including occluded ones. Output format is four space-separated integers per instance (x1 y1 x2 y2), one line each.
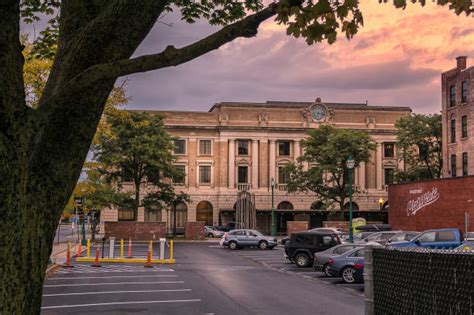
102 99 411 237
442 56 474 178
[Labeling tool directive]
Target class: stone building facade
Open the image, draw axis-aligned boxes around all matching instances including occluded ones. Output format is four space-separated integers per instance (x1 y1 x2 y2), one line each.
442 56 474 178
102 99 411 235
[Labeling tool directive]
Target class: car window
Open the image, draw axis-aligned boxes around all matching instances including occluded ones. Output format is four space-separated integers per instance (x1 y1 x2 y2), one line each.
381 233 396 240
349 249 364 257
333 245 354 255
418 232 436 243
319 235 333 246
466 232 474 238
390 234 406 242
405 233 419 241
248 231 258 237
231 230 244 236
436 231 456 241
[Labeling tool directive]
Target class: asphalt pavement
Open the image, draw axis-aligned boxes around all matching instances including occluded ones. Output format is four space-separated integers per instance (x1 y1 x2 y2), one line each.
42 242 364 315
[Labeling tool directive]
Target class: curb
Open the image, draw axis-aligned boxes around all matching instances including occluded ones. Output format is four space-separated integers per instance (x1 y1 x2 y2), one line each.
45 264 60 278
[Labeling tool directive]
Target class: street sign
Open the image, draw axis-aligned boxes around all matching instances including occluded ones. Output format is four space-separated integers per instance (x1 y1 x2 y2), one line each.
71 217 78 223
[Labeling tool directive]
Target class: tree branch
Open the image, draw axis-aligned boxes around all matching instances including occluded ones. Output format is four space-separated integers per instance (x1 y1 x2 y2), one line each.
43 3 278 103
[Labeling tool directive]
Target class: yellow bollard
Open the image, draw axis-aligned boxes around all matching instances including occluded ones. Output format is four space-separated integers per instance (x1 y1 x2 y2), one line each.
170 240 174 260
120 239 124 259
86 239 91 257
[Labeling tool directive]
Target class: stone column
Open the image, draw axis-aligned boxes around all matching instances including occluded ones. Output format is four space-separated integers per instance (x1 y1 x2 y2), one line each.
294 140 301 162
252 140 259 189
358 161 366 190
228 139 235 188
269 140 276 185
376 142 383 190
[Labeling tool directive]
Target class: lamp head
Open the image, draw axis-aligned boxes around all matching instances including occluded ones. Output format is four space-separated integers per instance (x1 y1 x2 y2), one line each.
346 156 355 169
379 198 384 205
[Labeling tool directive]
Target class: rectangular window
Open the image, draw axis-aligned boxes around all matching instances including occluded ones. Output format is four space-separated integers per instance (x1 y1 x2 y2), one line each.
173 165 186 184
278 141 291 156
463 152 468 176
199 165 211 183
173 139 186 155
451 154 457 177
451 119 456 143
237 166 248 183
384 168 394 185
462 81 468 103
199 140 212 155
462 115 468 138
384 143 395 158
450 85 456 107
237 140 249 156
118 207 134 221
278 166 289 184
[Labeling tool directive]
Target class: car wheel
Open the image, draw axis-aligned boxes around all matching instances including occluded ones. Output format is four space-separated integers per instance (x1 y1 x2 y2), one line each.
258 240 268 250
323 263 332 277
295 253 310 268
207 233 214 238
341 266 356 284
229 241 238 250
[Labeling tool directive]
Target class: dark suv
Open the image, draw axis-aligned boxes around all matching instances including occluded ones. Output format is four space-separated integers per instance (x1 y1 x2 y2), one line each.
285 231 341 267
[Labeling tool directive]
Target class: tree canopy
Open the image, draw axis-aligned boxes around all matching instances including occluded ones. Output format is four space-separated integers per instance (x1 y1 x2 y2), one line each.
395 113 442 181
93 111 187 220
285 125 375 211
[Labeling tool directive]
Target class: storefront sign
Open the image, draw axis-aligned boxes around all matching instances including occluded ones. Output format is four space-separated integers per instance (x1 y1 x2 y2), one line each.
406 187 440 216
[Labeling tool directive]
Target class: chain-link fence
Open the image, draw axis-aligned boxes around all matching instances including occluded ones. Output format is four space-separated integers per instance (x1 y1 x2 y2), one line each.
372 247 474 315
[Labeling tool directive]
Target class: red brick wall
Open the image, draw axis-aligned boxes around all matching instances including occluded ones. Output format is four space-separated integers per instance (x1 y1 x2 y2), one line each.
287 221 308 235
185 221 205 240
389 176 474 233
105 222 166 240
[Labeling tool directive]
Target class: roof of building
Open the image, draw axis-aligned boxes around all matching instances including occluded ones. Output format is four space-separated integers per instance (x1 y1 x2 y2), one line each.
209 100 412 112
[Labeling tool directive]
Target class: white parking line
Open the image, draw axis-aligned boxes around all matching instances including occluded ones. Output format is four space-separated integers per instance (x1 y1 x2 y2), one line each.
41 299 202 309
44 281 184 287
43 289 191 297
48 275 179 280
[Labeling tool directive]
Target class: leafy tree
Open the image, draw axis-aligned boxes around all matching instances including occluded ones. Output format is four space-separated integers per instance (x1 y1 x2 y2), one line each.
285 125 375 212
0 0 470 312
395 114 442 181
93 111 187 220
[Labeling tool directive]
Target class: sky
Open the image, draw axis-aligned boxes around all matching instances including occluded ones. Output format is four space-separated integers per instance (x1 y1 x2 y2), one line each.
22 1 474 114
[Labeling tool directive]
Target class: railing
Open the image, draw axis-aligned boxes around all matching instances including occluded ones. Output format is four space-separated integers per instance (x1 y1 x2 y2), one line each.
237 184 250 191
278 184 287 191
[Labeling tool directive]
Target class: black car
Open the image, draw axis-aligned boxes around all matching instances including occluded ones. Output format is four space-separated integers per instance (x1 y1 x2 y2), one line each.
216 222 236 232
284 231 341 267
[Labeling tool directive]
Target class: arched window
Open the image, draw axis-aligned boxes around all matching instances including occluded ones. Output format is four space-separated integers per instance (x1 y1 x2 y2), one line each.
310 201 326 210
277 201 294 210
196 201 213 226
343 202 359 211
170 201 188 232
145 203 162 222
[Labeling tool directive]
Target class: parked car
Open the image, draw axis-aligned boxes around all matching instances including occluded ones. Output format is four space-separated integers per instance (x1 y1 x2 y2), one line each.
313 244 362 276
216 222 236 232
388 228 463 249
355 224 391 232
326 247 366 284
455 242 474 251
284 231 341 267
387 231 420 243
281 228 344 246
204 226 224 238
464 232 474 241
222 229 278 250
355 231 400 245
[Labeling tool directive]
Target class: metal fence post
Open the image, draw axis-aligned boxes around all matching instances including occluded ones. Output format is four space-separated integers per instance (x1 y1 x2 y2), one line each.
364 246 374 315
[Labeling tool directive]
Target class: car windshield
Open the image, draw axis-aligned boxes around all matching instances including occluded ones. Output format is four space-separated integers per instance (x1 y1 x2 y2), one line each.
455 242 474 250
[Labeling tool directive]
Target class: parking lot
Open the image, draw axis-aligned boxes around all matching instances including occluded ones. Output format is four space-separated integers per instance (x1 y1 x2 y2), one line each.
216 245 365 297
42 264 202 314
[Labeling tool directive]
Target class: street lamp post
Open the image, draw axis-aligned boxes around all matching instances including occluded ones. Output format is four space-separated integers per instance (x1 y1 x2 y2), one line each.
271 177 276 237
346 156 355 243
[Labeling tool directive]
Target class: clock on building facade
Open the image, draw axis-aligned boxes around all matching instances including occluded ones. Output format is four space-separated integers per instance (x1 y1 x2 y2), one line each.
311 104 327 121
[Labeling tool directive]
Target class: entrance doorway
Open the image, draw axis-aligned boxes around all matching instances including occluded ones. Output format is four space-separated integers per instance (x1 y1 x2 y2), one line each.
196 201 213 226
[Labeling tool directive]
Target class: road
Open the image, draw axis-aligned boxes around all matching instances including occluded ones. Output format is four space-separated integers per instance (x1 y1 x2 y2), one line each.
42 242 364 314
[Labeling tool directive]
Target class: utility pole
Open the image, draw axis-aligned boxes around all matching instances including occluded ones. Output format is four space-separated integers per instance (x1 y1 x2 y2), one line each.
271 177 276 237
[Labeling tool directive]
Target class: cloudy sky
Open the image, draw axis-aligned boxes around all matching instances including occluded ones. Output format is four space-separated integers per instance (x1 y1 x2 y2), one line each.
24 1 474 114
